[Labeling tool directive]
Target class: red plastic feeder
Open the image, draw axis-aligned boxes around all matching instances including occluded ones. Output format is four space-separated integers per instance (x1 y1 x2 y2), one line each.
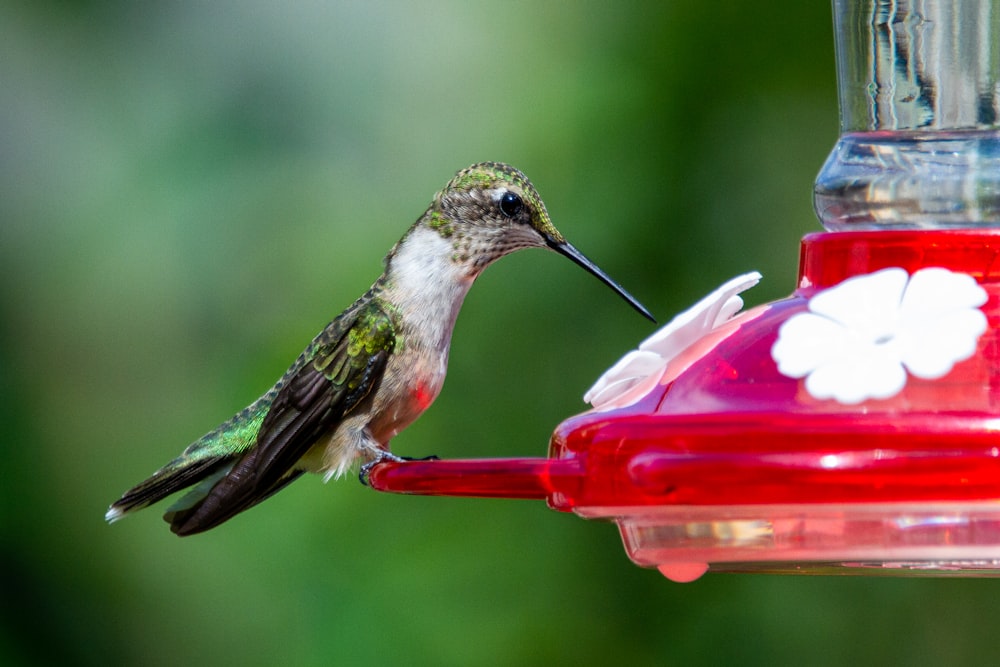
372 2 1000 580
371 231 1000 581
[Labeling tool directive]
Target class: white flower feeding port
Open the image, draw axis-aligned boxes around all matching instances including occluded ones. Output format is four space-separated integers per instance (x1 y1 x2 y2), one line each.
772 268 988 405
369 2 1000 581
585 272 762 411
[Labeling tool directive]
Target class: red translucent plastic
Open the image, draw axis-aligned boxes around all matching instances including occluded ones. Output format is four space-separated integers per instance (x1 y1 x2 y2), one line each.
369 457 571 500
370 231 1000 580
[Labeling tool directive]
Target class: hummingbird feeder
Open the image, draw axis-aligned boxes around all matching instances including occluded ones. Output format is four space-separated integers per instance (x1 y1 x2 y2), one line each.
369 0 1000 581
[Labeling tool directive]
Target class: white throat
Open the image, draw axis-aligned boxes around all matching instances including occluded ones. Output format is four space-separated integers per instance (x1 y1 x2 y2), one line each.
384 227 474 350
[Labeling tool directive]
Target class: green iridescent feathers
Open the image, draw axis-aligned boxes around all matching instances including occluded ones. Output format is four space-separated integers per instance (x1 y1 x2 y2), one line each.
107 295 399 535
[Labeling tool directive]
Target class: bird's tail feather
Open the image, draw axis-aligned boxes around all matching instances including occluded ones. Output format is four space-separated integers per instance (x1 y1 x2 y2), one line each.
165 468 304 536
106 398 272 527
105 454 233 524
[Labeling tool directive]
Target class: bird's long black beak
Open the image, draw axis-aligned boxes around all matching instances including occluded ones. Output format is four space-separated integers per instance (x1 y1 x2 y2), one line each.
547 237 655 322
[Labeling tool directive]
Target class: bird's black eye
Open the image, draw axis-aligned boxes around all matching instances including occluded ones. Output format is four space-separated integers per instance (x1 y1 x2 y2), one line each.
499 191 523 218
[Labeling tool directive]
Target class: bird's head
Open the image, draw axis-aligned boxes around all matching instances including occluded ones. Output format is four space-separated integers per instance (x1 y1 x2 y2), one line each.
425 161 653 321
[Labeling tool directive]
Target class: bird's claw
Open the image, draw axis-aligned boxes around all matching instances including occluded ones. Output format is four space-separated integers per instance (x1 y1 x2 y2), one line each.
359 452 440 486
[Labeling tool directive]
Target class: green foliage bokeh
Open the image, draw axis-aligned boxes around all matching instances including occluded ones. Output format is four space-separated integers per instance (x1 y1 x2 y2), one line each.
3 1 999 665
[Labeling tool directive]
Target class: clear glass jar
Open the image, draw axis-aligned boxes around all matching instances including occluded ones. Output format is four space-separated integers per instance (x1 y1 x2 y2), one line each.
815 1 1000 229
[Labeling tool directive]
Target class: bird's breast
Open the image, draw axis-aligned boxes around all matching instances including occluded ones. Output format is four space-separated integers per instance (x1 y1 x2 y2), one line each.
368 340 449 443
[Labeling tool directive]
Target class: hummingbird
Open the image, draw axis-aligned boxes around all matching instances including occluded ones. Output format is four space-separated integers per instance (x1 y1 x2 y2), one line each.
106 162 653 536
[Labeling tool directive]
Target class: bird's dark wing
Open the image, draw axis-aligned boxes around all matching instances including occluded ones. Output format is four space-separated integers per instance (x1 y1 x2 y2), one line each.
167 297 398 535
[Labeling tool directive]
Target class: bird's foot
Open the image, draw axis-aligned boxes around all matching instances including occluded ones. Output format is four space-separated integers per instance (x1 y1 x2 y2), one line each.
359 452 440 486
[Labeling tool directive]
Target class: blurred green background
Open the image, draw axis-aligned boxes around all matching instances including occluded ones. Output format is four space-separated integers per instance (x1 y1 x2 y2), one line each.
3 1 999 665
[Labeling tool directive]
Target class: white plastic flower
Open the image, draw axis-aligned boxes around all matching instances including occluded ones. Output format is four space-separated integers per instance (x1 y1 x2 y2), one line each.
771 267 988 405
585 272 762 410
